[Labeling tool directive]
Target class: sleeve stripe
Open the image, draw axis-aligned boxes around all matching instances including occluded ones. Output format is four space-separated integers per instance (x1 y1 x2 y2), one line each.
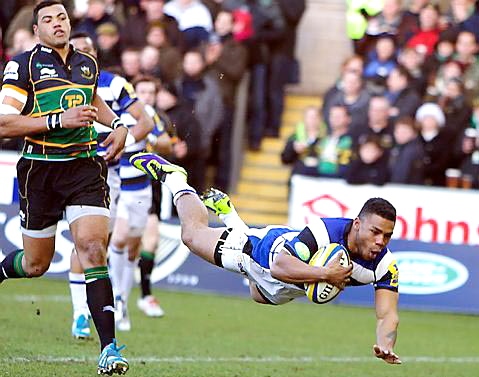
0 104 21 115
1 85 28 101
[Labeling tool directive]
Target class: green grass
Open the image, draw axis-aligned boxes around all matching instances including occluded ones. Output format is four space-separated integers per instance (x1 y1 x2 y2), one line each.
0 279 477 377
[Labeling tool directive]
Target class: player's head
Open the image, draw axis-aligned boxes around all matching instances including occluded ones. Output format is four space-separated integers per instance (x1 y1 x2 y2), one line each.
33 1 71 49
351 198 396 261
70 32 97 57
132 75 161 106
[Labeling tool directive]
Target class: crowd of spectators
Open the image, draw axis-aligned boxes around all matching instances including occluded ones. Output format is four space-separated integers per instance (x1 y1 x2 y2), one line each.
282 0 479 190
0 0 306 193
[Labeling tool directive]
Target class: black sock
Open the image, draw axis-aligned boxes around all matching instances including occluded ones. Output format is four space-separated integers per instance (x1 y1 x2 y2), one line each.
0 249 27 282
85 267 116 350
139 251 155 297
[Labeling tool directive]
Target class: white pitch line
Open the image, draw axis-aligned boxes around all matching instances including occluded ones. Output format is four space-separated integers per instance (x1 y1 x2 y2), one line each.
0 294 71 302
2 356 479 364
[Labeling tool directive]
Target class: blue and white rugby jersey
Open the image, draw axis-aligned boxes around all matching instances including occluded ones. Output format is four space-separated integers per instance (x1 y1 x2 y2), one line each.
119 103 167 191
95 70 138 159
247 218 399 292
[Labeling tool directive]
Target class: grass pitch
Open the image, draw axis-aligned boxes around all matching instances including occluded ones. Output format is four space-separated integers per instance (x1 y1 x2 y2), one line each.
0 278 477 377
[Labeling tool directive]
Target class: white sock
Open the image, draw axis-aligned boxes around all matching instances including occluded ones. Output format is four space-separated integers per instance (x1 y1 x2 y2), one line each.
108 245 126 298
162 172 196 205
120 259 137 302
69 272 90 318
219 208 249 232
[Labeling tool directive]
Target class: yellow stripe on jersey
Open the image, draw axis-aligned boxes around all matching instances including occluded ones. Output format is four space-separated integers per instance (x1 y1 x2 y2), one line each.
1 84 28 97
35 83 95 95
24 136 98 148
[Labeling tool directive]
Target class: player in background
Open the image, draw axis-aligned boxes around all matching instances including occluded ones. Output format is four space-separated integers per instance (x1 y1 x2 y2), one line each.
0 2 130 374
132 75 175 318
68 33 154 338
130 152 402 365
109 75 174 331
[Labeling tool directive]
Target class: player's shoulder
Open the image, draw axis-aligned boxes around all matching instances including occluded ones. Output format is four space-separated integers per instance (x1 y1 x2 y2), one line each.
2 48 36 83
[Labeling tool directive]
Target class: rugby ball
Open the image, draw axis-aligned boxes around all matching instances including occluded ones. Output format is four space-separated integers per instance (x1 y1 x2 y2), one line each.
305 243 351 304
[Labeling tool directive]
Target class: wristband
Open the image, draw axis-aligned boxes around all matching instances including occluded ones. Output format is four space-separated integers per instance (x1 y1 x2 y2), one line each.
111 117 127 130
46 113 63 131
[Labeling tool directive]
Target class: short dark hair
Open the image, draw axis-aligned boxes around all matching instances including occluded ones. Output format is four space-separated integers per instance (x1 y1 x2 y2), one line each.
131 74 162 92
33 1 65 25
358 198 396 222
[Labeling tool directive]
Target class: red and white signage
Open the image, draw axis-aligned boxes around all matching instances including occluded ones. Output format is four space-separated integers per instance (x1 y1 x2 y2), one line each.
289 175 479 246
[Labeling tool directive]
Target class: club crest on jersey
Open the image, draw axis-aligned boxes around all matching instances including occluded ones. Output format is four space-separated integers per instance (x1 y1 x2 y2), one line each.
294 242 310 261
80 65 93 79
40 67 58 79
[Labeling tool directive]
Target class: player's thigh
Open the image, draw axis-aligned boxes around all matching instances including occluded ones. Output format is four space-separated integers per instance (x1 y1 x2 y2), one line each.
188 227 238 265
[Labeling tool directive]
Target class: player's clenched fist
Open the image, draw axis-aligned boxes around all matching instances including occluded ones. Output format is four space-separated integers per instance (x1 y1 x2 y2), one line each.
60 105 98 128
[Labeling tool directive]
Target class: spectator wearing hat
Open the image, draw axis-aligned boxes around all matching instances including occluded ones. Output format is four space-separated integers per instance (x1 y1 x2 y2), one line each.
389 116 425 184
96 22 122 70
416 102 453 186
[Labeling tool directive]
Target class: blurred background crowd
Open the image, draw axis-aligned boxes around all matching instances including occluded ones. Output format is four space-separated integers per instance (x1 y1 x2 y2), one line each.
0 0 478 192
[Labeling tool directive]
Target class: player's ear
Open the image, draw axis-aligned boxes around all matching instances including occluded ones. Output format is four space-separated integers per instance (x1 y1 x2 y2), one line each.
353 217 360 231
33 24 38 36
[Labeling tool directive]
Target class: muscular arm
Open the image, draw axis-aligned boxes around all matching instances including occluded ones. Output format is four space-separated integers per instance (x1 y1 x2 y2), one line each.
93 93 119 127
270 250 351 286
0 114 48 137
374 288 401 364
124 101 154 142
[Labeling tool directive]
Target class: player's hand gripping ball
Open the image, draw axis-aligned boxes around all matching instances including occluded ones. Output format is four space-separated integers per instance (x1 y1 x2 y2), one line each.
306 243 351 304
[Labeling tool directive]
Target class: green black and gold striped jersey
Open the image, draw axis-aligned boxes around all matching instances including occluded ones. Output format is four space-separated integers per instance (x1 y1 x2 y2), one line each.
1 44 100 160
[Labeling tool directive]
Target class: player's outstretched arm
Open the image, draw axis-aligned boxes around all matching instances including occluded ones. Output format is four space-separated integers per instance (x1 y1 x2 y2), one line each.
270 250 352 287
374 288 401 364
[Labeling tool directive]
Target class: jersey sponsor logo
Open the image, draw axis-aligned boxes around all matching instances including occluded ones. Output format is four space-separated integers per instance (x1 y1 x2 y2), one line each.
294 241 310 261
3 61 19 81
40 46 52 53
60 88 87 110
80 66 93 79
35 62 54 69
395 251 469 294
40 67 58 79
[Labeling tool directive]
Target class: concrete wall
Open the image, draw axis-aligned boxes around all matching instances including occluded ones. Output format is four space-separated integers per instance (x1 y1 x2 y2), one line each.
292 0 353 95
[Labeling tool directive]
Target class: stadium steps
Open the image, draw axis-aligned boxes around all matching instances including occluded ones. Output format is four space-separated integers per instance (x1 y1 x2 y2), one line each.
231 95 321 226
